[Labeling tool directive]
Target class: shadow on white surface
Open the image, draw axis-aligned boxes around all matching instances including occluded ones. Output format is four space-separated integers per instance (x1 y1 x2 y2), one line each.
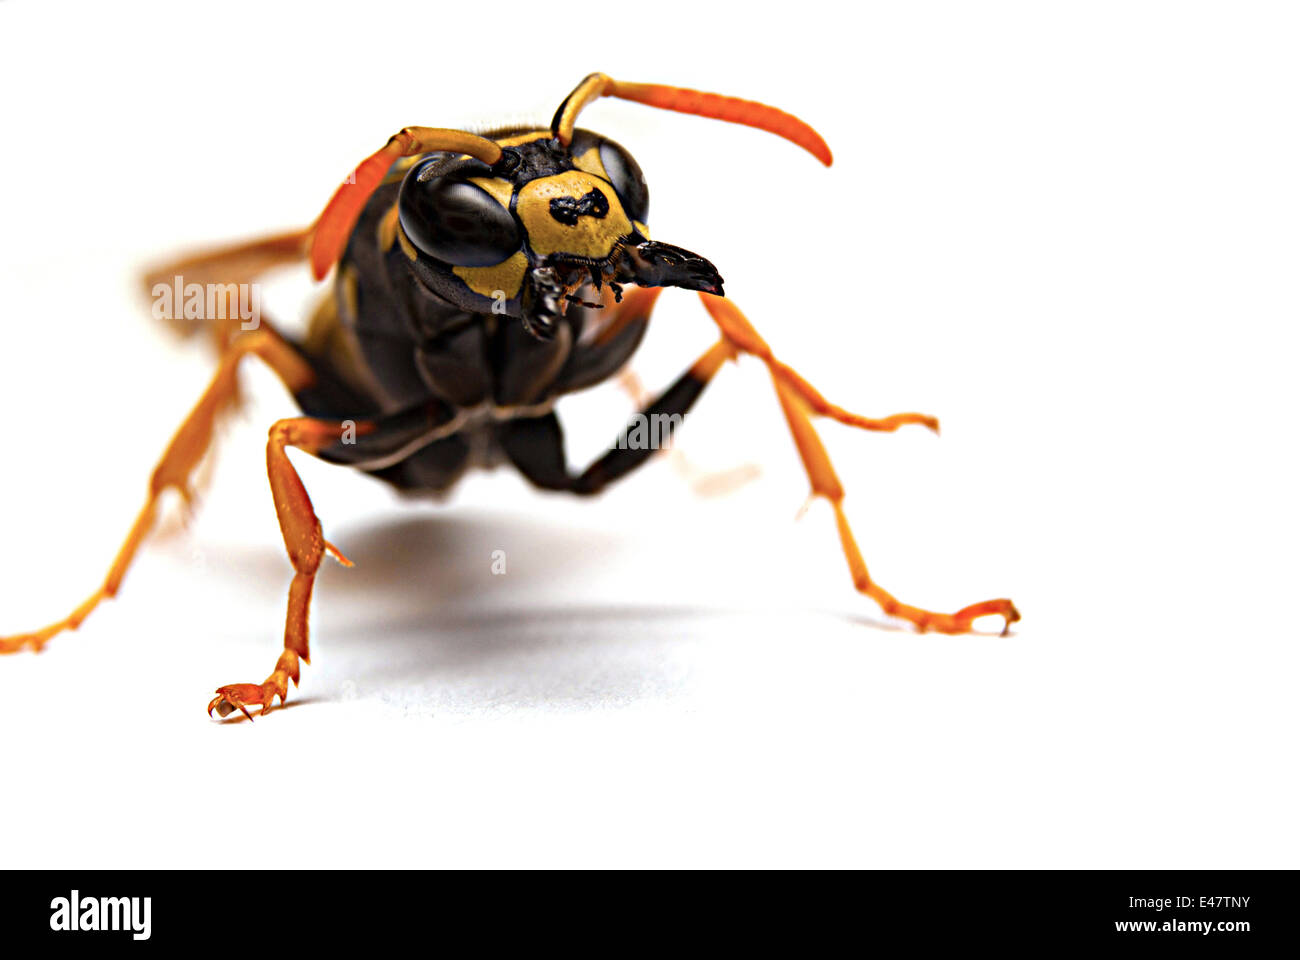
168 508 818 716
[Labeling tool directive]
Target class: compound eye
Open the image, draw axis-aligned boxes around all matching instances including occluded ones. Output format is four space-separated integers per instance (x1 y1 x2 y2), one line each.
398 161 521 267
598 138 649 226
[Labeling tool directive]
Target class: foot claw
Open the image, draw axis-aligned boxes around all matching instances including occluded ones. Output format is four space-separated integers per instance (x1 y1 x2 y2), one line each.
208 682 275 721
886 597 1020 635
947 598 1021 636
998 601 1022 637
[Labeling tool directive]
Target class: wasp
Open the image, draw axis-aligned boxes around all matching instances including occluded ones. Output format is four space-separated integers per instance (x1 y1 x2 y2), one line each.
0 74 1019 720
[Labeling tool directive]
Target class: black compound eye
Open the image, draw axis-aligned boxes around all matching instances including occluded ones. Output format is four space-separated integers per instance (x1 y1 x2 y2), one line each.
398 162 521 267
597 138 649 226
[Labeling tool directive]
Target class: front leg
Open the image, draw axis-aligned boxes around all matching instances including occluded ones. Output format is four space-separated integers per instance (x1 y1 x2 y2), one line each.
505 288 1016 637
208 400 462 720
208 418 353 720
699 293 1019 635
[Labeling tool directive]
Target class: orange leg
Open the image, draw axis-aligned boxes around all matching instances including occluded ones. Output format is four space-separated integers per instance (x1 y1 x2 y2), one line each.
207 417 352 721
698 293 1020 635
0 328 316 655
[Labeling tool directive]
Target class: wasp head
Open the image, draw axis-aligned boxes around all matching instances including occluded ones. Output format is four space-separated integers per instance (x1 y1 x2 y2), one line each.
396 129 723 340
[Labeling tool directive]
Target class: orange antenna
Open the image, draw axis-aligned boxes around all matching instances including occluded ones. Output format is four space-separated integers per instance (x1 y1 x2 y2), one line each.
551 72 833 167
309 127 503 280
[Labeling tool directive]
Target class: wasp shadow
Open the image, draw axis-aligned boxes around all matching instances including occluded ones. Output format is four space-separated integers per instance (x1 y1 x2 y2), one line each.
164 505 895 712
308 509 741 709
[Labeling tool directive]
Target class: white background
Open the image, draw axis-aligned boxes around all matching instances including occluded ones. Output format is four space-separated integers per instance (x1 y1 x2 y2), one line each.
0 1 1295 868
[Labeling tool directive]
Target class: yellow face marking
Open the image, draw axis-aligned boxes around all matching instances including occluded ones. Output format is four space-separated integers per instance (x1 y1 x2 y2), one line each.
634 220 650 239
516 170 632 259
454 251 528 299
571 145 609 180
493 130 551 148
468 176 515 210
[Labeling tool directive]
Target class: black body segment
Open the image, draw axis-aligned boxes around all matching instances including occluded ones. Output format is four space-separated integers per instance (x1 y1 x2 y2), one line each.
289 120 727 499
498 355 715 494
